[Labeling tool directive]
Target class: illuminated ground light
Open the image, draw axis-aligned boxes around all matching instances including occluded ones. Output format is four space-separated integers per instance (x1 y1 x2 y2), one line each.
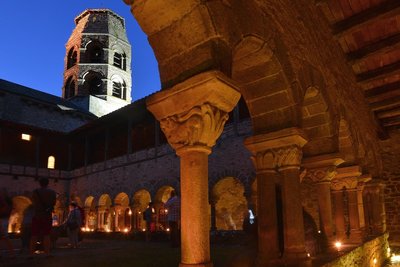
166 228 170 232
392 253 400 263
373 258 377 265
142 228 146 232
334 241 342 252
124 228 129 233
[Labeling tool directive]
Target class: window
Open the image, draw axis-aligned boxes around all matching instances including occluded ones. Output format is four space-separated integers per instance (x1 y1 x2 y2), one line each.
113 81 122 98
113 52 126 70
86 41 104 63
21 134 31 141
111 76 126 100
67 48 77 69
47 156 55 169
64 77 76 98
83 71 105 95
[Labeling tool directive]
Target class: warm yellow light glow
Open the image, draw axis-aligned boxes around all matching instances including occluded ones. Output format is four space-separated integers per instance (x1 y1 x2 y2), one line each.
335 241 342 251
138 211 141 214
47 156 55 169
392 254 400 263
307 253 310 258
388 247 391 257
317 230 321 234
142 228 146 232
373 258 377 265
21 134 31 141
166 228 170 232
128 210 132 215
165 209 168 213
106 229 111 233
124 228 129 233
17 230 20 233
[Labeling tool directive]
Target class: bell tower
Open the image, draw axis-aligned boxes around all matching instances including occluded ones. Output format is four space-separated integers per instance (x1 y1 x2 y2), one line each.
63 9 132 117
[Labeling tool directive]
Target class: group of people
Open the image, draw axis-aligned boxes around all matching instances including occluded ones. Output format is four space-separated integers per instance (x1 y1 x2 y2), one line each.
144 190 181 247
0 178 84 259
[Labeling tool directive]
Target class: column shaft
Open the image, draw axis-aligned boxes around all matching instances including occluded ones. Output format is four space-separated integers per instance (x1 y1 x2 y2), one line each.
316 182 334 239
280 167 307 258
332 191 346 240
347 190 362 243
179 149 212 267
257 170 280 264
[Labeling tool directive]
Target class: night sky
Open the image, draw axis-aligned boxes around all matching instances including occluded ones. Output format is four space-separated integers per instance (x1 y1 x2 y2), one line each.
0 0 160 101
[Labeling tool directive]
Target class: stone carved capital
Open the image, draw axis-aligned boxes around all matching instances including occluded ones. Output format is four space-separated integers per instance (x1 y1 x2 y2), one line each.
251 145 302 171
160 103 228 151
331 177 359 191
307 166 337 183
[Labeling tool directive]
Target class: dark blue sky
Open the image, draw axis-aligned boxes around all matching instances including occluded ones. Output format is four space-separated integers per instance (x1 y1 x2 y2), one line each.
0 0 160 101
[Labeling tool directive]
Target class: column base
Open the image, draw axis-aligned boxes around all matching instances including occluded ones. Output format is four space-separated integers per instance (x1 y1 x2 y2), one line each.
349 230 364 244
281 251 311 267
179 262 213 267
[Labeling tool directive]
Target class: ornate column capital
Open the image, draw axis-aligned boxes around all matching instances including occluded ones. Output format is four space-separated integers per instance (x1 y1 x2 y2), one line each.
302 153 344 183
146 71 241 153
331 165 362 190
245 127 308 171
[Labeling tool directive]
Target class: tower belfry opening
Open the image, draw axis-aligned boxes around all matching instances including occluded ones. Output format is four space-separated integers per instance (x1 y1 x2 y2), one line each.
62 9 132 117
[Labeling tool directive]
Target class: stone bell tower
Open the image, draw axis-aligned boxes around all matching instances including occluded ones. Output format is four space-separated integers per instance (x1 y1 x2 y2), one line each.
62 9 132 117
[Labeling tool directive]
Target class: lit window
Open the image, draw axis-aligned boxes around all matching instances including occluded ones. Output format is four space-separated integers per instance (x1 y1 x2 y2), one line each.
47 156 55 169
21 134 31 141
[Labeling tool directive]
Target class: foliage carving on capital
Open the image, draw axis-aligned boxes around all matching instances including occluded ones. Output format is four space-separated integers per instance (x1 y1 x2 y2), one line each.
276 145 302 168
252 150 276 170
159 103 228 151
331 177 358 191
307 166 337 183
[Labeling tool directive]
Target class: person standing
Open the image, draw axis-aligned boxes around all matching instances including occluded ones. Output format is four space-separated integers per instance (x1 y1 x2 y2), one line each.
165 190 180 247
29 178 56 258
143 202 155 242
63 202 82 249
0 188 15 258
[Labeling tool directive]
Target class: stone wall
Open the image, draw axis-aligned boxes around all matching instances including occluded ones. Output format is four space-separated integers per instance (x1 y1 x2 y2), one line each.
322 234 389 267
380 129 400 244
70 119 255 206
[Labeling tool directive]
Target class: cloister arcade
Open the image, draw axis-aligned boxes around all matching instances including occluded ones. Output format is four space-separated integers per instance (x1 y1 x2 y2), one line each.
6 177 251 234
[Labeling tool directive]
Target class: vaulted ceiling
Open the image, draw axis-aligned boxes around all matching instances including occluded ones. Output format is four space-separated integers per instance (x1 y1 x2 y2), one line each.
316 0 400 135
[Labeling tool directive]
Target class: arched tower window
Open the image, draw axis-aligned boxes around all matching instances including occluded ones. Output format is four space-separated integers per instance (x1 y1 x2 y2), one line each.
67 48 77 69
113 52 126 70
111 76 126 100
47 156 55 169
86 41 104 63
64 77 76 99
83 71 105 95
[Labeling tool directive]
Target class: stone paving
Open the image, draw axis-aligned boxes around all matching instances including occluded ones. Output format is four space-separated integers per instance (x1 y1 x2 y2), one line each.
0 236 249 267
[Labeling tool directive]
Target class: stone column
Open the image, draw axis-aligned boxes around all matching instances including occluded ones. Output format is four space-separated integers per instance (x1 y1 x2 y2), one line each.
303 154 344 242
147 71 240 267
333 166 367 244
245 127 309 265
364 180 386 234
331 189 346 240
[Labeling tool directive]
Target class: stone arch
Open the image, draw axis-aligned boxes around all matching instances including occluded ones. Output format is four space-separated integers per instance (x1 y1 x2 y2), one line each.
84 39 105 63
98 194 112 232
151 177 180 197
211 177 248 230
9 196 31 233
114 192 130 232
110 74 127 99
301 84 336 156
154 185 175 231
338 118 357 165
84 196 97 231
64 76 76 98
67 47 78 69
132 189 151 231
83 71 106 95
111 44 127 70
232 35 300 134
